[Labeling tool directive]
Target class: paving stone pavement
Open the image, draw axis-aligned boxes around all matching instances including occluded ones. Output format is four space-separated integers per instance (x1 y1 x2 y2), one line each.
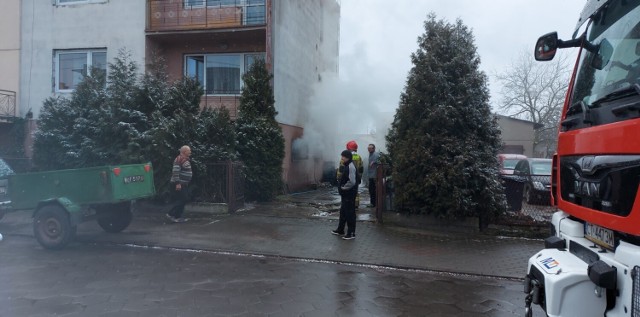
0 188 544 280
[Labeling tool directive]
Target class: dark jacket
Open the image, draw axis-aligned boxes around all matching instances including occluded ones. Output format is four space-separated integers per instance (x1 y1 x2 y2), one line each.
339 161 358 197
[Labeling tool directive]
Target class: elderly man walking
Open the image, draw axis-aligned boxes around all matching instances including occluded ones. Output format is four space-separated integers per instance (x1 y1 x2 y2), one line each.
166 145 192 223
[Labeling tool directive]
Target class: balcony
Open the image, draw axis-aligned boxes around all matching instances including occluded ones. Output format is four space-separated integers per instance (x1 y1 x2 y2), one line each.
147 0 266 33
0 90 16 119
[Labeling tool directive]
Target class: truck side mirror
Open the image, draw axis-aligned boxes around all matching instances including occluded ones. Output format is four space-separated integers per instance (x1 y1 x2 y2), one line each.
535 32 559 61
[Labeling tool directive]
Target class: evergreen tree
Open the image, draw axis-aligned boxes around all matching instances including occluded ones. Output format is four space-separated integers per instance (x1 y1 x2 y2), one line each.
236 59 284 201
191 108 237 202
386 14 505 224
32 50 237 202
34 64 108 169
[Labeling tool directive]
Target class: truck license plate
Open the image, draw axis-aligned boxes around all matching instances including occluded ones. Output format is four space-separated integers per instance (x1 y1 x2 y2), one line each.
585 222 615 250
123 175 145 184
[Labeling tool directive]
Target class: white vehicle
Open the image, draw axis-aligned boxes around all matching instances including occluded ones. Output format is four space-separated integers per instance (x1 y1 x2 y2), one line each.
525 1 640 316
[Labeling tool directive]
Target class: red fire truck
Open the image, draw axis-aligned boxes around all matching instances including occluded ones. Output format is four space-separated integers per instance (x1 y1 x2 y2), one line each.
525 1 640 316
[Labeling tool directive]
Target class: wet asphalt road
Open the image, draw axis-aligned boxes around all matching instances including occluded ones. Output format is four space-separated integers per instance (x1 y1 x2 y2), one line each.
0 236 547 317
0 187 548 316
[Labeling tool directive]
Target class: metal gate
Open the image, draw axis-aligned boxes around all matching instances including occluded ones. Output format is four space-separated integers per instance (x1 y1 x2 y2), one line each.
200 161 244 213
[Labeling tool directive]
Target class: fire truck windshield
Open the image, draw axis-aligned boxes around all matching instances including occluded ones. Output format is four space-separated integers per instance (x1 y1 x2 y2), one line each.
571 1 640 110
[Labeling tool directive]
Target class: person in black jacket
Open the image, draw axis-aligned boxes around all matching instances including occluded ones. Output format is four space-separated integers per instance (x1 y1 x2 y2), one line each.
332 150 358 240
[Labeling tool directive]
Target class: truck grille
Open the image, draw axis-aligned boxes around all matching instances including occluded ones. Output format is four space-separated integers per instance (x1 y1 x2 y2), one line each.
569 240 599 265
560 155 640 216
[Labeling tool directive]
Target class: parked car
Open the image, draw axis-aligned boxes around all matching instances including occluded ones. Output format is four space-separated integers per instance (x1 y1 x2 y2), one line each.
498 154 527 175
0 158 14 220
513 158 552 204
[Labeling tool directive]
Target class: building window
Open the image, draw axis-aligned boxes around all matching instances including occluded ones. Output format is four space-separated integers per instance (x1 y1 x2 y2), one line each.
186 56 205 85
206 0 237 6
56 0 107 5
55 49 107 93
245 0 265 25
185 0 248 7
183 0 265 25
185 53 265 95
184 0 204 7
244 53 265 72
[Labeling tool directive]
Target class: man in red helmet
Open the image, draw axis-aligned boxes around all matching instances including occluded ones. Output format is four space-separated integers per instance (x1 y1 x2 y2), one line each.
337 140 363 208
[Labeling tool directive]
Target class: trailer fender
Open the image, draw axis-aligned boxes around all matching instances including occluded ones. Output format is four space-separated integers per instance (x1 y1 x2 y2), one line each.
34 197 83 226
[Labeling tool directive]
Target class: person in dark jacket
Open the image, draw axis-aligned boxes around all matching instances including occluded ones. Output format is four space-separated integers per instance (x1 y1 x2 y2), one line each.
367 144 380 207
166 145 192 223
332 150 358 240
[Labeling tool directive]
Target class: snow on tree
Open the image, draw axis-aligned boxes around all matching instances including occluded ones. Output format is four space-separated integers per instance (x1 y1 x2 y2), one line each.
33 50 236 201
34 63 108 169
386 14 505 225
236 59 284 202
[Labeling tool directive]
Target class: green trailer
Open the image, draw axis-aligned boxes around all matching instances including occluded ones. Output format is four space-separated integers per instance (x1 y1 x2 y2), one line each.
6 163 155 249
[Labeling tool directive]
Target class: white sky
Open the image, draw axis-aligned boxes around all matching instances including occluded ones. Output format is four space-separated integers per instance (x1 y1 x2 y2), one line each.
338 0 587 113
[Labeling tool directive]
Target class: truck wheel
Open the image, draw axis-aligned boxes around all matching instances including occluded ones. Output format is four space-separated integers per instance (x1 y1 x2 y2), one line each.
96 203 133 233
33 205 74 250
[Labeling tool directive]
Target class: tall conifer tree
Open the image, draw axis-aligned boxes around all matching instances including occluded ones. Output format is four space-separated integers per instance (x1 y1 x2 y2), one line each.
236 59 285 201
386 14 505 224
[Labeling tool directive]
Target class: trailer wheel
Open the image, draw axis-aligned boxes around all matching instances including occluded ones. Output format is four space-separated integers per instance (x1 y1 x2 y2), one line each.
33 205 74 250
96 202 133 233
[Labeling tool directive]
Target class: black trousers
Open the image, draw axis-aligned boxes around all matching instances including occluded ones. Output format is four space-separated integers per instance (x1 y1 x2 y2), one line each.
168 185 189 218
337 192 357 235
368 178 377 206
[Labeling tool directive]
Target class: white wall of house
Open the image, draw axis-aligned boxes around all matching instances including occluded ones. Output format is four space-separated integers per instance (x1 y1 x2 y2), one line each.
271 0 340 127
20 0 146 118
0 0 21 116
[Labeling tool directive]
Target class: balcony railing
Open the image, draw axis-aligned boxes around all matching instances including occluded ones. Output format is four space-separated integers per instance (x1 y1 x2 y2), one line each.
0 90 16 118
148 0 266 32
200 95 240 119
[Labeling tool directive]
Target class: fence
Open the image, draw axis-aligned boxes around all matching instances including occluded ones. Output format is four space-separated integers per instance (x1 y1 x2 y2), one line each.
497 174 556 227
373 166 554 229
374 164 392 224
194 161 244 213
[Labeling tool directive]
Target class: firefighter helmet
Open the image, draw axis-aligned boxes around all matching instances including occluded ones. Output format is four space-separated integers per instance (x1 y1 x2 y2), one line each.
346 140 358 151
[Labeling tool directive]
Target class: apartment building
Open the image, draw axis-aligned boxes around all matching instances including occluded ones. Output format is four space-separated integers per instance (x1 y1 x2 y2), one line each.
0 0 20 120
0 0 22 157
17 0 340 191
20 0 147 119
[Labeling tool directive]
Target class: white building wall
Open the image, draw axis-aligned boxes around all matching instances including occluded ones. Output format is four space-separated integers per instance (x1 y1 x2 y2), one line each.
20 0 146 118
0 0 21 116
272 0 340 127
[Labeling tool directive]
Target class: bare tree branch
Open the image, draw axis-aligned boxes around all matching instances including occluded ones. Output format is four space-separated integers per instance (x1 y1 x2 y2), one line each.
494 48 571 157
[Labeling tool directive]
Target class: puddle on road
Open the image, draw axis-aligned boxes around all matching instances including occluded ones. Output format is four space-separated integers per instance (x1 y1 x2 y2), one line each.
358 213 373 221
310 210 375 222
